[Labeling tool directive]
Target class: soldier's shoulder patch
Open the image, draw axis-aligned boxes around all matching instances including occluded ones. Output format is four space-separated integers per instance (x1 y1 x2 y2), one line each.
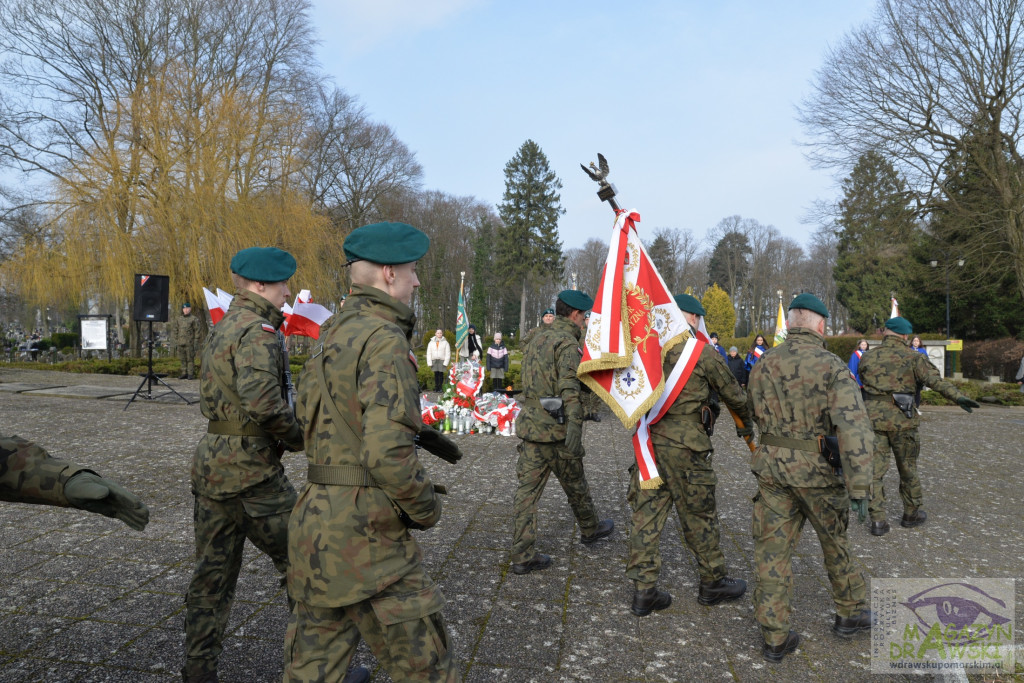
408 350 419 371
261 323 276 333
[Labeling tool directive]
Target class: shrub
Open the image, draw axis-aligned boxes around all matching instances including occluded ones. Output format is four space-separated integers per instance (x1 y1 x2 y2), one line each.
959 337 1024 381
51 332 78 349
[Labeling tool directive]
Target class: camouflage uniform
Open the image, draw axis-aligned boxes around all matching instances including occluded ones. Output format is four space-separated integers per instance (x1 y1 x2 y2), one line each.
0 435 87 506
512 315 601 563
173 310 203 378
746 327 873 646
627 343 751 588
858 334 968 521
184 289 303 681
285 283 458 682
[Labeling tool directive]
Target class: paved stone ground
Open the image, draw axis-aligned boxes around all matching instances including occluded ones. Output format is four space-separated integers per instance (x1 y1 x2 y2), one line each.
0 367 1021 682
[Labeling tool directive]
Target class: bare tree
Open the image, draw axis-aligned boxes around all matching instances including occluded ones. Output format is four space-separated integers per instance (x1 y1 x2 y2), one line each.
301 85 423 233
798 0 1024 300
563 238 608 299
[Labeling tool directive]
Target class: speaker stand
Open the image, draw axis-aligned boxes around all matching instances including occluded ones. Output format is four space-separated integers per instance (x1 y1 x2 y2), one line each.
124 321 194 410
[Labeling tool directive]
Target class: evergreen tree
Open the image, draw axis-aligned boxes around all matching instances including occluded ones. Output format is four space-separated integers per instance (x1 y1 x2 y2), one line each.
707 231 750 297
495 140 565 334
701 284 736 338
902 126 1024 339
834 151 917 333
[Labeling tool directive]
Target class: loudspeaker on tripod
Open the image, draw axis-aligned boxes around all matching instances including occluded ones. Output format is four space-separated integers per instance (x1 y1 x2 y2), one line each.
132 274 170 322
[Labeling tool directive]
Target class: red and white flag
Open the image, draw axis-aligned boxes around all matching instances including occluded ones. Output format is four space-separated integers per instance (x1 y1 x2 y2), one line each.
203 287 232 325
284 289 333 339
578 209 693 488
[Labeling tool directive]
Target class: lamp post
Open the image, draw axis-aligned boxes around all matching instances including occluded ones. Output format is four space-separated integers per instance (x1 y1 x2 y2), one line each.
929 254 964 375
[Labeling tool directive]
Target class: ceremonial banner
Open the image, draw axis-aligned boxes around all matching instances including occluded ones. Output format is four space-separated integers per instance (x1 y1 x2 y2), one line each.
578 209 692 485
773 300 788 346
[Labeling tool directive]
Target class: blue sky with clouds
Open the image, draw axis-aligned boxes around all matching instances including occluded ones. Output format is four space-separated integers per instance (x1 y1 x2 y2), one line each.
309 1 878 251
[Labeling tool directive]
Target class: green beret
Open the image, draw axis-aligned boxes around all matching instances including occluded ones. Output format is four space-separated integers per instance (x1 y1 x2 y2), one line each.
558 289 594 312
788 293 829 319
673 293 705 316
344 222 429 265
182 302 191 308
543 308 555 316
230 247 296 282
885 316 913 335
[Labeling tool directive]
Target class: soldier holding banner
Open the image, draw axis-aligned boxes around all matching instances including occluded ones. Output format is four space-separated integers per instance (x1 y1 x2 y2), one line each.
625 294 752 616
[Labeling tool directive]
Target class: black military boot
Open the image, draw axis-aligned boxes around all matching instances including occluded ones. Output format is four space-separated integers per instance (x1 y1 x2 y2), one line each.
833 609 872 638
580 519 614 544
512 553 552 575
698 576 747 605
181 668 218 683
631 587 672 616
762 630 800 663
900 510 927 528
869 520 890 536
342 666 371 683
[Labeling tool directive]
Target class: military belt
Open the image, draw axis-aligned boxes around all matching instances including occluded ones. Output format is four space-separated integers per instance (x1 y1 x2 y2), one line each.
207 420 271 438
307 463 379 487
759 434 819 452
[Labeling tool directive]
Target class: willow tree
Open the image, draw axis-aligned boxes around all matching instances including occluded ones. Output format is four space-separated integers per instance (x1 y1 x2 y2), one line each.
0 0 337 347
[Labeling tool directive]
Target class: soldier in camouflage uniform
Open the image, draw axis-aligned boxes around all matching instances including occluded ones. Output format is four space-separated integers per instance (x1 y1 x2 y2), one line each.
626 294 752 617
0 434 149 529
174 302 203 379
746 294 874 663
183 247 304 683
510 289 613 575
285 222 462 683
519 307 555 351
858 316 979 536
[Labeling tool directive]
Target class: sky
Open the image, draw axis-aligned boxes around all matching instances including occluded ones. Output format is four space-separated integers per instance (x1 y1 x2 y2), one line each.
307 0 879 252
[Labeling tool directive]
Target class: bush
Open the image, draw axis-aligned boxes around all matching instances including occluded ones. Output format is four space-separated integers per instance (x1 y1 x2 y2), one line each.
922 380 1024 407
51 332 78 349
959 337 1024 381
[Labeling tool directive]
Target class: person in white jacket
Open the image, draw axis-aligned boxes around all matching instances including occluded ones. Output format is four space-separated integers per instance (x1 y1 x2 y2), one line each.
426 329 452 392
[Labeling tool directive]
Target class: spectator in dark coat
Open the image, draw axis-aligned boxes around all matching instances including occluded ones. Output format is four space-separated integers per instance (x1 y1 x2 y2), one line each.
726 346 748 387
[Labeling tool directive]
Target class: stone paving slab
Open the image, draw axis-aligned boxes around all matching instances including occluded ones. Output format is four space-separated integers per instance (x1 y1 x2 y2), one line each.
0 367 1021 682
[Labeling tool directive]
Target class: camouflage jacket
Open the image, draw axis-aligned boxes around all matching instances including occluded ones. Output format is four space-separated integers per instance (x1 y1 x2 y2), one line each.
192 289 303 498
859 334 965 431
746 327 873 497
289 284 441 607
651 341 752 455
519 322 550 352
515 316 583 442
172 312 202 348
0 435 87 507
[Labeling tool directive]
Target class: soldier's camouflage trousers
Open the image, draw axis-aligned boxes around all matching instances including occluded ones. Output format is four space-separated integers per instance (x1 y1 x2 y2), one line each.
626 449 725 589
869 428 922 521
178 344 196 375
511 440 599 563
284 567 459 682
752 475 866 646
183 477 296 679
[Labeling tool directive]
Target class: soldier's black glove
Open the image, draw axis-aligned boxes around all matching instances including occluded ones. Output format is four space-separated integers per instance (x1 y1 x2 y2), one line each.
956 397 980 413
564 420 584 457
850 499 868 524
416 427 463 464
736 426 753 439
65 472 150 531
